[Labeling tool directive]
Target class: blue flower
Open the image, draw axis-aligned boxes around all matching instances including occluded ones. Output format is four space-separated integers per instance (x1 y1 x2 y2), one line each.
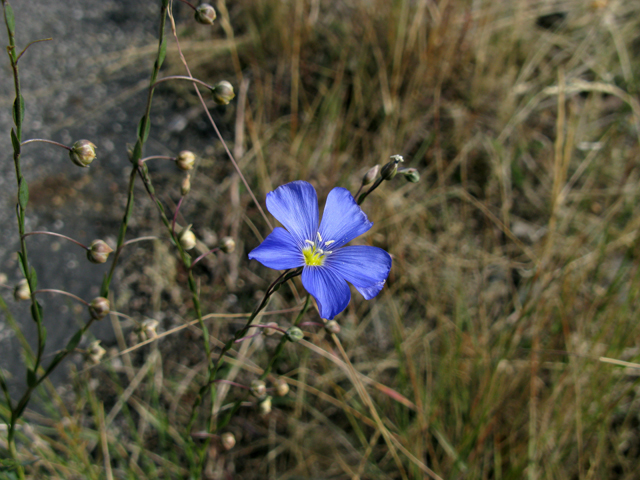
248 181 392 320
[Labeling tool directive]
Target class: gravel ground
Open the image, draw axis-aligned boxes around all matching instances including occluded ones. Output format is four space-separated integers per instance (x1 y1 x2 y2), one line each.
0 0 200 389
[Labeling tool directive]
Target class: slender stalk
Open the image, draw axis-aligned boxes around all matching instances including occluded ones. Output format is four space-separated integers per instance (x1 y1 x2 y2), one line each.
214 295 310 434
152 75 213 90
3 3 44 475
35 289 89 306
140 155 175 163
20 138 71 150
101 168 137 298
23 231 87 249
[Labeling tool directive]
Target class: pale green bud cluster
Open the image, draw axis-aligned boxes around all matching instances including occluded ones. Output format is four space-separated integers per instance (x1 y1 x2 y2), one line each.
87 239 114 264
89 297 110 320
212 80 235 105
195 4 216 25
69 139 97 167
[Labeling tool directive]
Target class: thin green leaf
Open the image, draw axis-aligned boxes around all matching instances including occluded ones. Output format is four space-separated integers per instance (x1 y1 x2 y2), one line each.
66 329 83 352
137 115 151 143
10 128 19 152
40 325 47 350
12 95 24 126
17 251 27 278
157 38 167 70
100 274 110 298
131 139 142 163
30 300 43 322
29 266 37 290
26 368 36 387
18 178 28 209
4 2 15 36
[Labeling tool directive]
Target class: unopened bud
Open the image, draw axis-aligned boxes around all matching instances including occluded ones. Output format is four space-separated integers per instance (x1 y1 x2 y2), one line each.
178 225 197 250
219 237 235 254
362 165 379 186
325 320 341 335
138 319 159 341
259 396 272 416
176 151 196 171
274 377 289 397
262 322 279 336
195 4 216 25
285 326 304 343
399 167 420 183
69 140 97 167
212 80 235 105
250 379 267 399
380 154 404 181
13 279 30 301
181 174 191 196
85 340 106 365
221 432 236 450
87 239 114 264
89 297 110 320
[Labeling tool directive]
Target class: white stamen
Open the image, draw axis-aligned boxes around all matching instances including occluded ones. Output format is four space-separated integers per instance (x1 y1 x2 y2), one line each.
317 232 323 242
325 240 335 246
305 239 314 245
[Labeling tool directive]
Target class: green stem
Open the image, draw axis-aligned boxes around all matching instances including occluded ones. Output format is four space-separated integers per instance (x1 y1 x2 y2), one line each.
151 75 213 90
213 295 310 435
260 295 310 380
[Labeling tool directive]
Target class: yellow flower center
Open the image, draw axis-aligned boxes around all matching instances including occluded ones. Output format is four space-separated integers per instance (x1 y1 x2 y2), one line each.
303 244 326 266
302 232 335 267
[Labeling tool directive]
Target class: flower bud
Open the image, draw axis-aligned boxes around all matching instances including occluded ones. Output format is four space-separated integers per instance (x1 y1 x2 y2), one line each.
362 165 379 186
89 297 110 320
380 154 404 181
274 377 289 397
399 167 420 183
13 279 30 301
219 237 235 254
250 379 267 399
176 151 196 171
262 322 279 336
259 396 272 416
69 140 97 167
138 319 159 342
325 320 341 335
178 225 197 250
285 326 304 343
85 340 106 365
86 239 114 264
181 174 191 196
221 432 236 451
212 80 235 105
194 4 216 25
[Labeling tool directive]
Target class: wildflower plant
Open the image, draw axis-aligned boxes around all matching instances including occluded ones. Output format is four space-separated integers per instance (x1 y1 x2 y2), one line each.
0 0 419 478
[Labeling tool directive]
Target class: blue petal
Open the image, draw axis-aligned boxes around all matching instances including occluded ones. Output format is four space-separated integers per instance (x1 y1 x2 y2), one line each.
248 227 305 270
324 246 391 300
318 187 373 248
302 266 351 320
266 181 319 247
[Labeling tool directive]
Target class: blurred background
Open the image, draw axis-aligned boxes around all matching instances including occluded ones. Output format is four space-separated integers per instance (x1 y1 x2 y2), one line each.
2 0 640 478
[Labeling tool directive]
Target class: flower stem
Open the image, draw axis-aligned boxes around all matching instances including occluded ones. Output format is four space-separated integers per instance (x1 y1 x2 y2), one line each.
23 231 88 249
140 155 175 164
215 295 311 433
152 75 213 90
190 247 220 269
177 0 197 11
35 289 89 306
20 138 71 150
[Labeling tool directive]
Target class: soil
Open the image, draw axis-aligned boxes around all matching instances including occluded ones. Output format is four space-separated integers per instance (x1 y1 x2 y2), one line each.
0 0 221 392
